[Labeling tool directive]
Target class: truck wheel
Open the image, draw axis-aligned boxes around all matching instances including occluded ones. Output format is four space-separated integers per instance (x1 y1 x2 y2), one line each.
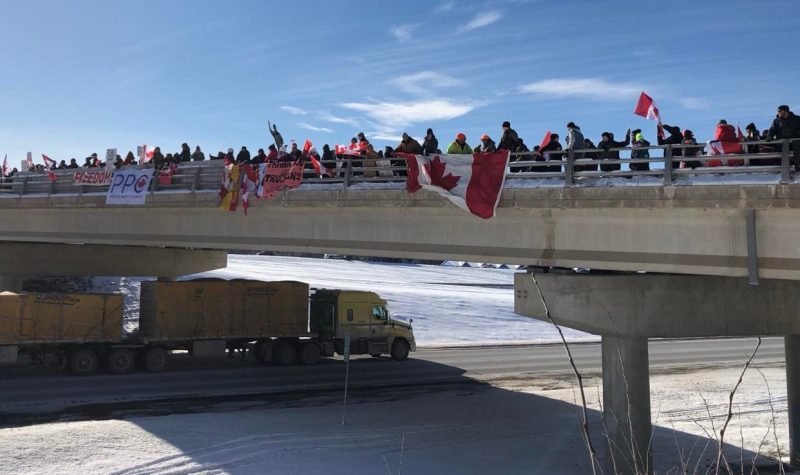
273 341 297 366
69 348 99 376
299 342 321 365
390 340 410 361
142 347 168 373
106 349 135 374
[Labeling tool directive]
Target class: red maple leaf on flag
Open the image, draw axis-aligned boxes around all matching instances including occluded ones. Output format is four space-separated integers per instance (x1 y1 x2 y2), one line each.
424 155 460 191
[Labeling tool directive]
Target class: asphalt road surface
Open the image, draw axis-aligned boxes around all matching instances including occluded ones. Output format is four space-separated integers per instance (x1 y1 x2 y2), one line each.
0 337 783 424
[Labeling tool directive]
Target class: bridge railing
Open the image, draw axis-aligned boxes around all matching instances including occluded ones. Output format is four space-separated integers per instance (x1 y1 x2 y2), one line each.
1 139 797 198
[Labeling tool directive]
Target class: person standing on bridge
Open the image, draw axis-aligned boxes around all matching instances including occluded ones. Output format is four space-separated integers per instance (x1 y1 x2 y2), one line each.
657 124 684 169
179 143 191 162
539 132 563 173
498 121 520 151
422 128 438 156
767 105 800 167
629 129 651 172
480 134 497 152
191 146 205 162
236 146 251 164
565 122 585 165
447 133 473 154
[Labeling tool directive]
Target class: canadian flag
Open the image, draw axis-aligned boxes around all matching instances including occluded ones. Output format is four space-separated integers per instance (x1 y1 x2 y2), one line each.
137 145 156 163
2 154 7 177
42 154 58 181
396 151 510 219
239 163 259 215
538 130 552 150
334 144 362 156
634 92 661 122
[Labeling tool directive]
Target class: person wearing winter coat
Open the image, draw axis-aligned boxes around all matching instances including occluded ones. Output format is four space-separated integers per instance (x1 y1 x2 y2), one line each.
191 146 205 161
767 105 800 167
236 146 251 164
447 133 473 154
265 144 278 162
123 151 136 165
421 128 438 156
629 129 650 172
396 132 422 155
597 129 631 172
252 148 268 164
539 133 563 173
321 144 336 177
657 124 684 169
179 143 191 162
498 121 520 151
680 130 703 169
151 147 165 169
480 134 497 153
565 122 585 162
578 138 599 172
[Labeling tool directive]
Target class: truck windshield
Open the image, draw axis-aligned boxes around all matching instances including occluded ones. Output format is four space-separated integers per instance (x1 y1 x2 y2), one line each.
372 305 388 321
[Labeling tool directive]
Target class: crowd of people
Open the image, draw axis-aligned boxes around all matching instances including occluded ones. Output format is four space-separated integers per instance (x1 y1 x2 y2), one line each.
13 104 800 180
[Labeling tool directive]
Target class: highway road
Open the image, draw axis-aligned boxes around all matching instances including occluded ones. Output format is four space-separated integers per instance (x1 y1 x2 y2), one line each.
0 337 783 424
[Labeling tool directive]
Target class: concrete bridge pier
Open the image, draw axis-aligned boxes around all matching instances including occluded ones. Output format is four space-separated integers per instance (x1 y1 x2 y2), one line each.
515 272 800 472
602 335 652 474
787 335 800 467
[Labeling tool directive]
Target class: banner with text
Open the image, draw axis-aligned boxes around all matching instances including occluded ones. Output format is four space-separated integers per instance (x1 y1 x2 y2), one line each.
105 169 153 205
259 158 305 199
74 170 114 186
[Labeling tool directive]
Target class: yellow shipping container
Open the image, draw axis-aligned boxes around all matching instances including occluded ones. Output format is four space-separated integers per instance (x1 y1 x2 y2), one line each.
0 292 123 344
139 280 310 341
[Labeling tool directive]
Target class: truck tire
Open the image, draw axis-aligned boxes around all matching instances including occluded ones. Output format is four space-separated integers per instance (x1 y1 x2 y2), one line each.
273 341 297 366
390 339 410 361
106 348 135 375
299 342 321 365
142 347 168 373
69 348 99 376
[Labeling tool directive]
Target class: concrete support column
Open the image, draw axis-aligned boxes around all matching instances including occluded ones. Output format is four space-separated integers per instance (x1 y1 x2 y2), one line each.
602 335 652 475
786 335 800 468
0 275 24 292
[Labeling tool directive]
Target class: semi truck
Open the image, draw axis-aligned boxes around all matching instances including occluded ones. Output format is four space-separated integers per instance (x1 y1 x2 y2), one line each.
0 279 416 376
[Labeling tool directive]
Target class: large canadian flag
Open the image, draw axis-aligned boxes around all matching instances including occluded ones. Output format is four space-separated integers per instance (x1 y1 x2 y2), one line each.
634 92 661 122
396 151 510 219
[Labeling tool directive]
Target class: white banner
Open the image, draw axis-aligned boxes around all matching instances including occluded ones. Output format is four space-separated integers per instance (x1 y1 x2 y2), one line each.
105 169 153 205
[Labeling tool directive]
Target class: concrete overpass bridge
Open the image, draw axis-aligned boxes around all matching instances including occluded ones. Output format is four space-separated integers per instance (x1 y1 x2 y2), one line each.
4 143 800 473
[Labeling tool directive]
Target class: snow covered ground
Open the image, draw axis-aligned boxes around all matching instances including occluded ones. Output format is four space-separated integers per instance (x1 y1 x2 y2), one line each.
0 362 790 474
89 255 593 347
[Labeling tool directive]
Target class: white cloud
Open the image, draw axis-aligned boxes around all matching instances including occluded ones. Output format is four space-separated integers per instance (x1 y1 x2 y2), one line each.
281 105 307 115
518 78 642 99
297 122 334 133
435 1 456 13
460 10 503 32
390 23 420 42
679 97 711 110
317 112 360 127
339 99 478 129
391 71 466 94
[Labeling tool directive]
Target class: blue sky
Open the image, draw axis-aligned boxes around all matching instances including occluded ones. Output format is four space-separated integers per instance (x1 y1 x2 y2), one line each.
1 0 799 163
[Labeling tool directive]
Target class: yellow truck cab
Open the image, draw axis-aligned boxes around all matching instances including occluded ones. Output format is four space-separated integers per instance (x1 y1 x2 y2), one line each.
310 289 415 360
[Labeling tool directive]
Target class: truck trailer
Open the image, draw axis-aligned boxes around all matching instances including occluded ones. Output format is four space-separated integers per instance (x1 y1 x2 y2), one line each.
0 279 416 376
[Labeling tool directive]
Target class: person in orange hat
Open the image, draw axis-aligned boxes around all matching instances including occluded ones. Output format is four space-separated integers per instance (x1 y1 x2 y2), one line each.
480 134 497 152
447 132 473 154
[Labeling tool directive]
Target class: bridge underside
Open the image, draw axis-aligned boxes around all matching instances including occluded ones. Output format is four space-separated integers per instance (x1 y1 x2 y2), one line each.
1 184 800 280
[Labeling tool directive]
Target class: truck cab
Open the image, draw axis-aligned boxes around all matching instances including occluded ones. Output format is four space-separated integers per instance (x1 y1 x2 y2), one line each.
310 289 415 360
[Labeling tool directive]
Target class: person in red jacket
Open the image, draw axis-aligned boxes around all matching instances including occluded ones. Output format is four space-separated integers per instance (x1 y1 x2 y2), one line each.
709 120 743 166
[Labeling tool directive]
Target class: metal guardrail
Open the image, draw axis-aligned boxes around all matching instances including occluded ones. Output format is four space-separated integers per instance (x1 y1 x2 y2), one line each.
1 139 798 198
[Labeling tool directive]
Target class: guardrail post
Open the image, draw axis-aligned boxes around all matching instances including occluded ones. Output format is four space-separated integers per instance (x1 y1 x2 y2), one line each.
565 149 574 186
19 176 27 197
781 139 791 184
344 157 353 188
663 145 673 186
49 178 55 196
